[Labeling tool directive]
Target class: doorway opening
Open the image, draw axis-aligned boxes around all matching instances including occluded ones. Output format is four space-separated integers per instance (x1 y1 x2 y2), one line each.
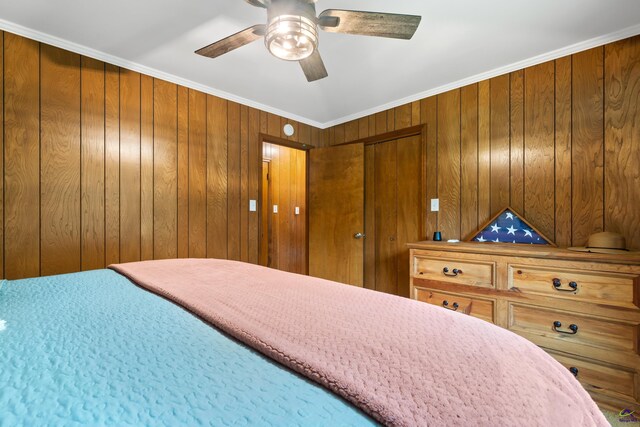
260 138 308 275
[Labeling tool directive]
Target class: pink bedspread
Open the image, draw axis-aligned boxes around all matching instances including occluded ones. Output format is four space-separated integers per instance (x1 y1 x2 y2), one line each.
110 258 608 427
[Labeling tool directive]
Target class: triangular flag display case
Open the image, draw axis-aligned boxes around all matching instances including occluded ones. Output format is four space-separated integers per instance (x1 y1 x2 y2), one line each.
464 207 556 247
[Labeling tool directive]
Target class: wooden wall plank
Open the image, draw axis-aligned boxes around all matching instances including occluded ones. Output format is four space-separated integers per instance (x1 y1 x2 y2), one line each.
310 126 319 147
4 34 40 279
140 75 154 260
437 90 461 239
605 38 640 249
119 69 141 263
510 70 525 213
248 107 261 263
375 140 397 294
345 120 359 142
177 86 189 258
240 105 250 262
490 75 510 214
555 57 573 247
375 111 387 135
386 110 395 132
477 80 491 226
40 45 81 275
363 144 376 290
334 123 345 145
227 101 241 260
207 96 228 259
105 64 120 265
396 135 422 297
80 57 105 271
525 61 556 240
421 97 438 240
358 117 369 139
188 90 207 258
411 101 421 126
395 104 412 130
267 113 280 137
460 84 479 239
153 80 178 259
298 123 311 146
572 47 604 246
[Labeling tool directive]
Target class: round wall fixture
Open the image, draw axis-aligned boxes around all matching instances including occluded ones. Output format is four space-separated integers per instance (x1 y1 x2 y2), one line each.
283 123 295 136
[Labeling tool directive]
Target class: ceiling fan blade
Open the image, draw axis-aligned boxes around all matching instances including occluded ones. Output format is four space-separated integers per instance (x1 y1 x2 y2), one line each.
299 50 328 82
244 0 269 8
318 9 421 40
195 25 266 59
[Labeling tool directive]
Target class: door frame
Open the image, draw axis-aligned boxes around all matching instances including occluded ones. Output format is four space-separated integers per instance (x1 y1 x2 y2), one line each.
259 133 313 274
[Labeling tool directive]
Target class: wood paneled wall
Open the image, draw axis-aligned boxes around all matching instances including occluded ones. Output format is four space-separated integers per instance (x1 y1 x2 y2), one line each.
262 143 307 274
0 30 321 280
319 35 640 250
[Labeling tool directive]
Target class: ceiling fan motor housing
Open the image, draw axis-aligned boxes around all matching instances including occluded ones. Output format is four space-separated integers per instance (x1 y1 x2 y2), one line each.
265 0 319 61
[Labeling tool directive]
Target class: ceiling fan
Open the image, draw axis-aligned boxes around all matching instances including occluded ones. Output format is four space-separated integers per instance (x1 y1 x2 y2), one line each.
195 0 421 82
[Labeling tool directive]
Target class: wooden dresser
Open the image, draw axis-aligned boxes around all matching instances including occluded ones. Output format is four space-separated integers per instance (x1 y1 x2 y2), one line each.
408 241 640 411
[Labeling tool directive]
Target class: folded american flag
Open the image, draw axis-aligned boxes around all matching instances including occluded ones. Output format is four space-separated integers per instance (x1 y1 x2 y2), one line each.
471 208 551 245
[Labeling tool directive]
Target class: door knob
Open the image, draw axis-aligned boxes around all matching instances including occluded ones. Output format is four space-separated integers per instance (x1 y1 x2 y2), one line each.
353 232 366 239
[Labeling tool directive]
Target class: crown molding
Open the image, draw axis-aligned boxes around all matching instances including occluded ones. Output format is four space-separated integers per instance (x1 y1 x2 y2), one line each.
1 18 640 129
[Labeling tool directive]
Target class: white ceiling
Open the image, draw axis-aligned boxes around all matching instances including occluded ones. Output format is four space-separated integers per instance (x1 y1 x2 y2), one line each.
1 0 640 128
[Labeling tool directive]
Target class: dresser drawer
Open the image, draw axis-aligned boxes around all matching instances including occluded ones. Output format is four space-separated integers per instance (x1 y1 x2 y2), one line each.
413 256 495 288
508 264 638 309
414 288 495 323
549 351 638 403
507 303 638 355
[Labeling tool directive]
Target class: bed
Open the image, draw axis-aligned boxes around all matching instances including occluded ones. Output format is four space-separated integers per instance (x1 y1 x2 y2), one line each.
1 258 608 426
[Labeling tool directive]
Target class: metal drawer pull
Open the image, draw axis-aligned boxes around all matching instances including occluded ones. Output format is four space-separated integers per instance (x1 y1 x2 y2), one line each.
442 267 462 277
442 300 459 311
552 278 578 292
569 367 579 377
553 320 578 334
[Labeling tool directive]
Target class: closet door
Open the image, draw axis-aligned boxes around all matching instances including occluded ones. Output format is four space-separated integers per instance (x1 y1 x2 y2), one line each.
309 144 365 286
367 135 422 297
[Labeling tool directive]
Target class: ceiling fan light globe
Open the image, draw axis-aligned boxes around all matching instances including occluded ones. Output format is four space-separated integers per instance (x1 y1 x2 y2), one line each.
266 14 318 61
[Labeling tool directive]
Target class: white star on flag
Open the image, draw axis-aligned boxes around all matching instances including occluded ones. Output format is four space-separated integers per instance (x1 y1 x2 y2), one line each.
490 223 500 233
477 235 486 242
524 229 533 237
505 212 514 220
493 237 500 242
507 225 517 235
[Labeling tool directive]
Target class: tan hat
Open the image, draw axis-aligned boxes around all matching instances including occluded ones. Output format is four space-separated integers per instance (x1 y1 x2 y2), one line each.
568 231 637 254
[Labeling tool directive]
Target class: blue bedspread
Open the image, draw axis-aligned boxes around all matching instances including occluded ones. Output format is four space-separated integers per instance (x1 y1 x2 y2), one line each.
0 269 375 426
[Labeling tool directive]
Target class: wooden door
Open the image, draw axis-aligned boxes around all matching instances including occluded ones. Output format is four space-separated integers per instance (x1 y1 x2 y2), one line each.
309 144 365 286
365 135 423 297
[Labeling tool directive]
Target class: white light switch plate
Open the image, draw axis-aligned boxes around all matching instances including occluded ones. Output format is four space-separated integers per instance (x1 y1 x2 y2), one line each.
430 198 439 212
273 205 278 213
295 207 300 215
249 199 257 212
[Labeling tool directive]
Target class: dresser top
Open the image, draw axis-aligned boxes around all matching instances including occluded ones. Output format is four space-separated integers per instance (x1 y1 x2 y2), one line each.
408 241 640 265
